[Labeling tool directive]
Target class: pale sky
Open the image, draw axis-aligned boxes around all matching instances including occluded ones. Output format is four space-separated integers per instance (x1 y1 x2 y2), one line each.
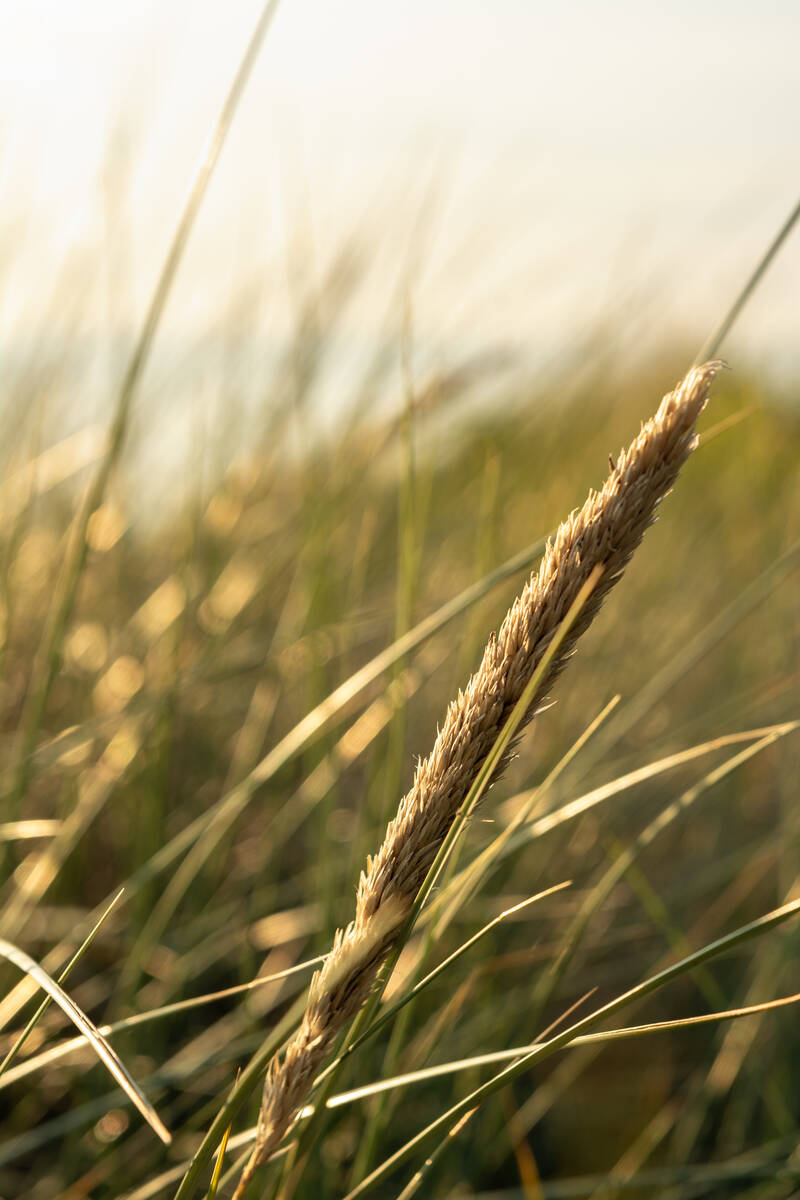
2 1 799 391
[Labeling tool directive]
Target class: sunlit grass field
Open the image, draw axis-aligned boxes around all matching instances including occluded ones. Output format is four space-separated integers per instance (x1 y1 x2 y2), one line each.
1 303 799 1199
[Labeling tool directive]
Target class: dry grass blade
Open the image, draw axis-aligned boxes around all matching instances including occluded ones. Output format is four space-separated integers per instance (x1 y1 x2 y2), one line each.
0 935 171 1144
695 192 800 363
227 361 723 1198
526 724 797 841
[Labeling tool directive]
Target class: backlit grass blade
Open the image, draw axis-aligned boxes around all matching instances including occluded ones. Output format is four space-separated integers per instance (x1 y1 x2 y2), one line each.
0 935 171 1144
0 953 325 1090
0 888 124 1079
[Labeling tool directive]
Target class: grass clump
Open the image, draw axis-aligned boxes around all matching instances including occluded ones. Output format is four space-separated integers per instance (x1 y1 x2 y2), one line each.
0 339 798 1200
1 22 799 1194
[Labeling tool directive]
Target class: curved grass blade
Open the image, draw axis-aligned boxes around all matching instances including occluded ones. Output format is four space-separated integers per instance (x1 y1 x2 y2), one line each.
0 935 171 1144
465 723 797 884
0 888 124 1079
0 952 325 1090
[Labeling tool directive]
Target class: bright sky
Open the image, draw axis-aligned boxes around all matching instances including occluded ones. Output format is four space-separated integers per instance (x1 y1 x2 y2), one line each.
2 1 799 385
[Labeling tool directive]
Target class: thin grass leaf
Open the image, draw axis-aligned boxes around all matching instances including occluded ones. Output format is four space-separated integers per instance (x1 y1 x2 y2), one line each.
329 991 800 1109
343 882 571 1060
207 1121 232 1200
483 723 797 871
0 887 124 1079
395 1108 477 1200
411 567 605 927
0 935 171 1144
0 953 325 1090
530 723 799 1019
577 543 800 777
432 695 620 932
208 1070 240 1200
695 192 800 362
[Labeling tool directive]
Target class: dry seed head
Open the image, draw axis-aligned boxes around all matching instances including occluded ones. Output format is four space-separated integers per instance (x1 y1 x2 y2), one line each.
233 360 722 1195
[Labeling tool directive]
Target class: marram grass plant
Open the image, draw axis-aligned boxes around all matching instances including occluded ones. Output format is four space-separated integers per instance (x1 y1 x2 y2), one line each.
3 12 798 1190
233 360 724 1195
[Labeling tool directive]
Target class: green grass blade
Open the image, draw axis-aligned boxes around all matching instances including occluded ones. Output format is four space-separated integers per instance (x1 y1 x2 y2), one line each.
328 990 800 1109
343 898 800 1198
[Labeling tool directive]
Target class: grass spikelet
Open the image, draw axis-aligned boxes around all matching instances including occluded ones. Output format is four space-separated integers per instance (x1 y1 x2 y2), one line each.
232 360 723 1196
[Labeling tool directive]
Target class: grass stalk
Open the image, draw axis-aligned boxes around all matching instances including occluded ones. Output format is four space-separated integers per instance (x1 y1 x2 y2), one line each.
229 362 722 1197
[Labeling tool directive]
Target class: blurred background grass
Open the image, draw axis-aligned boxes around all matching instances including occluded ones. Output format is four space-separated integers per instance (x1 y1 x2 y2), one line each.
1 3 800 1198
